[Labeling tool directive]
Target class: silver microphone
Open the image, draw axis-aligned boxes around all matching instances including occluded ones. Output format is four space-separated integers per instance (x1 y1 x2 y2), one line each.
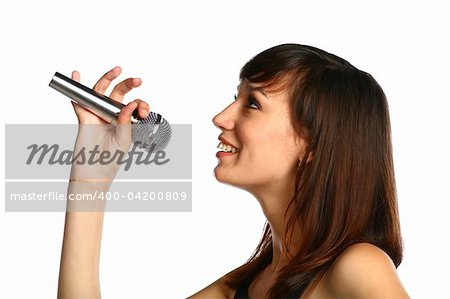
49 72 171 152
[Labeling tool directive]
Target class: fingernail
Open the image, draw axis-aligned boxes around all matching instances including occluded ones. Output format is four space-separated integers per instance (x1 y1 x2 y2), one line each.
142 108 149 117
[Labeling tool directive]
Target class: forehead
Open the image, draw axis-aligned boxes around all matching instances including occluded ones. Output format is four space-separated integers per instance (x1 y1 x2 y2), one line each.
238 79 290 101
237 80 266 95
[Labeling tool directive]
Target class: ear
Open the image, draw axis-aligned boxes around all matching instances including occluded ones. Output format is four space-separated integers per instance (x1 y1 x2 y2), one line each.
305 150 313 163
298 151 313 166
295 134 313 164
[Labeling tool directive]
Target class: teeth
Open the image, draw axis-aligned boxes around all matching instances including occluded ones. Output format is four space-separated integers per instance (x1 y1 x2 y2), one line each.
216 142 239 153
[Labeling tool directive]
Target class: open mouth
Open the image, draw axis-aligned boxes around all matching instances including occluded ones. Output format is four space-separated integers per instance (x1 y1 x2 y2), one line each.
216 141 239 153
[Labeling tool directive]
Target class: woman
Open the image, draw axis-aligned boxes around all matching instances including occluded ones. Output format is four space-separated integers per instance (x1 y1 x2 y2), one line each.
58 44 409 298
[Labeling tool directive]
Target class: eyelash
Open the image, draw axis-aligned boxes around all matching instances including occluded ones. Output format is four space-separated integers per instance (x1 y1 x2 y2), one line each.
247 96 260 109
234 94 260 110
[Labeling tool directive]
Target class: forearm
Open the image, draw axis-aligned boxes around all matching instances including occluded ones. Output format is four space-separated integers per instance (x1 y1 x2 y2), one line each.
58 183 108 299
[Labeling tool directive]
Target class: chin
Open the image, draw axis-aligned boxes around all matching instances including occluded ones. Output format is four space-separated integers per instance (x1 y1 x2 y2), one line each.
214 166 236 185
213 166 227 183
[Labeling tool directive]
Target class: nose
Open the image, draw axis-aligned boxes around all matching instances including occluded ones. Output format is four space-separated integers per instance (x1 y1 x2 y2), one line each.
212 102 236 131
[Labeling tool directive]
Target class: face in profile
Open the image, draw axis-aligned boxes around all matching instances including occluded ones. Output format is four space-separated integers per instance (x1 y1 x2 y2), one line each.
213 80 306 196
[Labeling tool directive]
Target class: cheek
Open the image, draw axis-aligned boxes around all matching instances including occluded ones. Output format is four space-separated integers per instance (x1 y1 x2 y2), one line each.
239 122 298 173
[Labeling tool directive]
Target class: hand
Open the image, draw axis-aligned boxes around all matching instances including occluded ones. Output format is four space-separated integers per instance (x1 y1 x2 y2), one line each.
71 66 150 125
69 66 151 180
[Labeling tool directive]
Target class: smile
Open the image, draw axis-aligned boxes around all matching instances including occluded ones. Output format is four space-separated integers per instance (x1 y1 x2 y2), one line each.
216 142 239 153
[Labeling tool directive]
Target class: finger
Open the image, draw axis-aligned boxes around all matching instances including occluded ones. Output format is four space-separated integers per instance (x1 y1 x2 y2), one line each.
71 71 85 114
93 66 122 94
71 70 80 82
134 99 150 118
117 101 138 125
109 77 142 103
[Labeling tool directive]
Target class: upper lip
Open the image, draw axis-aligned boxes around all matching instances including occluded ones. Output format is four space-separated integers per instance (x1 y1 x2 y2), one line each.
218 136 239 149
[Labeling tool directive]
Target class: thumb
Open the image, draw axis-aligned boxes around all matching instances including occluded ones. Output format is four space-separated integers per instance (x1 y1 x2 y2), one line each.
117 101 137 124
114 101 137 151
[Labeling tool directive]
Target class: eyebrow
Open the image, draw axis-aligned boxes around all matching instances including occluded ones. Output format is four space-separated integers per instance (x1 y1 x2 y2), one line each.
236 84 268 99
248 86 268 98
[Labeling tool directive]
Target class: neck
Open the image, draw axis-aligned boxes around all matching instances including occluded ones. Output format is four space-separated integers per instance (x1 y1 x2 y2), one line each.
267 206 301 274
250 177 301 274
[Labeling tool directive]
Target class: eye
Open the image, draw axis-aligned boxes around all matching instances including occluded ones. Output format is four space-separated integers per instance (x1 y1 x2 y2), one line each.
247 95 260 109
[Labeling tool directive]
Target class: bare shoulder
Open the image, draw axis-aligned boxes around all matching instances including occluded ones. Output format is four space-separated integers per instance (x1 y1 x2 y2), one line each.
319 243 409 299
187 270 237 299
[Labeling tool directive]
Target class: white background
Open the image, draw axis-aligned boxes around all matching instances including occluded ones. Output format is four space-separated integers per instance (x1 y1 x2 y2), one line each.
1 1 449 298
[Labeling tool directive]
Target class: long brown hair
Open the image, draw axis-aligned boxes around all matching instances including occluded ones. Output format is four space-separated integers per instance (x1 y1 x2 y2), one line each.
225 44 403 298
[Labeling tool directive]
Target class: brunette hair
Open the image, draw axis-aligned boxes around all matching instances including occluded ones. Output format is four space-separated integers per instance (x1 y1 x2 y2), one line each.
224 44 403 298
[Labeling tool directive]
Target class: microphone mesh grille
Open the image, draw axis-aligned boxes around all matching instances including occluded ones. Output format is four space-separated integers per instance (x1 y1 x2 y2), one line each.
132 112 172 152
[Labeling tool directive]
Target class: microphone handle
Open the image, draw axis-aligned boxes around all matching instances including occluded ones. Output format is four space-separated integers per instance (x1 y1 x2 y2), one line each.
49 72 139 124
